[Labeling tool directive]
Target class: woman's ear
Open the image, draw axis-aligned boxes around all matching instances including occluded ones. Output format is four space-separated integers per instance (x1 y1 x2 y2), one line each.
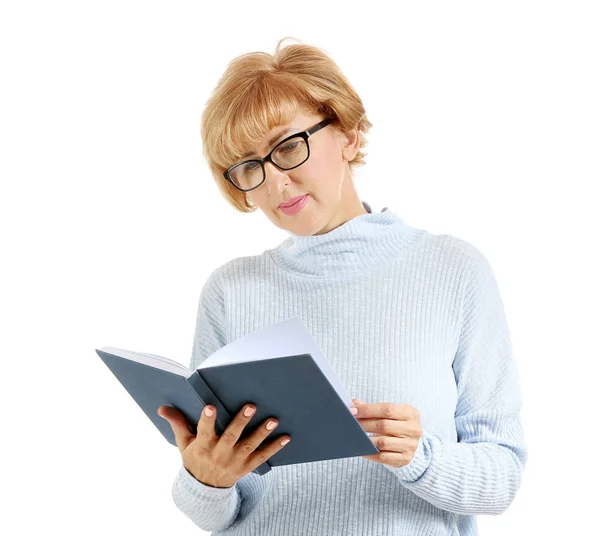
340 126 360 162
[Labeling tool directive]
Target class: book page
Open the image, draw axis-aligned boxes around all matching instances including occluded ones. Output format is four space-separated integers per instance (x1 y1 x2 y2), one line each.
199 316 352 405
99 347 191 377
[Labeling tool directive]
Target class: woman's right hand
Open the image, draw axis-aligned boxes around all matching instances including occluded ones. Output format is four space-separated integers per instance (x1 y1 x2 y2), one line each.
156 403 291 489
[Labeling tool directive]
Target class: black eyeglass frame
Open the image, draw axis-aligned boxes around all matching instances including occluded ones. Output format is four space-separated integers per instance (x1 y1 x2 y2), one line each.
222 117 336 192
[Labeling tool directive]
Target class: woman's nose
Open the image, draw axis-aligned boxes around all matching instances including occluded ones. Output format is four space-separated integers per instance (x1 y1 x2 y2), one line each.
264 161 290 193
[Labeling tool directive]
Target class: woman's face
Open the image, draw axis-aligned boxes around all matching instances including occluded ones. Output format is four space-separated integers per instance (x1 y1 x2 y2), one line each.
243 108 366 236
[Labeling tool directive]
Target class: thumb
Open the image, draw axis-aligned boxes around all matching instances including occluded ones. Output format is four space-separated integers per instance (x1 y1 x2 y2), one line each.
352 398 365 405
157 405 195 453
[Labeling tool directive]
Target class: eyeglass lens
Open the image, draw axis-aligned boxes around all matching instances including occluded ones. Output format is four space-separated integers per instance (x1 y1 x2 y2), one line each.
229 136 309 191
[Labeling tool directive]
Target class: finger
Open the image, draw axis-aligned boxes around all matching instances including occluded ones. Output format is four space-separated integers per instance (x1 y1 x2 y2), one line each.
194 404 220 447
245 433 291 474
371 435 410 456
362 451 408 467
354 402 414 420
358 418 407 437
157 405 195 453
236 416 281 461
213 404 257 457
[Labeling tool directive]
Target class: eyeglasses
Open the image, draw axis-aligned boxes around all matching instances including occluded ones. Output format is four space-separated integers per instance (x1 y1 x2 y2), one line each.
223 117 335 192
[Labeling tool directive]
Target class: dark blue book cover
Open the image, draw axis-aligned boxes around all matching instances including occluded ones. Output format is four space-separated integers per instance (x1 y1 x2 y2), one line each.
96 316 379 477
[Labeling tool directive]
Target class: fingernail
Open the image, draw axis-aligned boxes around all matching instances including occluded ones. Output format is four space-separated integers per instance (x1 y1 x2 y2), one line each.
205 407 214 416
266 420 277 430
350 407 358 415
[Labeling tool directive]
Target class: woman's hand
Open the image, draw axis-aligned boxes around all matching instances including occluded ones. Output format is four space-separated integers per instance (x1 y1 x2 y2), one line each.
157 403 291 488
351 398 422 468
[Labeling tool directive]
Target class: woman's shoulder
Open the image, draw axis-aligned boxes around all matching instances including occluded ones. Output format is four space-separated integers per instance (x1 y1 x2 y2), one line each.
415 227 495 276
203 252 268 287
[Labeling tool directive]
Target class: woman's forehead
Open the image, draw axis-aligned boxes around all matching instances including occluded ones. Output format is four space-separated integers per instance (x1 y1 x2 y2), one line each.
239 107 316 157
241 120 306 157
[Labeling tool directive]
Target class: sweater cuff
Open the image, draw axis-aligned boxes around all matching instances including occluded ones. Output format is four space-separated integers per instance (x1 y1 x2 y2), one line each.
177 462 238 501
383 430 433 483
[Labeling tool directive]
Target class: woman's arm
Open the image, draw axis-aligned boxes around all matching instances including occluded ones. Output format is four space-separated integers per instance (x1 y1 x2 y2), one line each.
172 462 243 532
169 265 257 532
384 244 528 516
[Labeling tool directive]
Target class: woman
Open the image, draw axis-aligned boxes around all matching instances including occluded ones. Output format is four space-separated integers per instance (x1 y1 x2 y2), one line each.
157 38 527 535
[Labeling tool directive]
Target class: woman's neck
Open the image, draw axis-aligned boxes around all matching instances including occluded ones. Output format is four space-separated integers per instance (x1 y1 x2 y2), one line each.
268 201 425 279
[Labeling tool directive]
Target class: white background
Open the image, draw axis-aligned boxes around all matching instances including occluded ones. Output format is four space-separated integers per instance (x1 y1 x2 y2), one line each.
2 1 598 534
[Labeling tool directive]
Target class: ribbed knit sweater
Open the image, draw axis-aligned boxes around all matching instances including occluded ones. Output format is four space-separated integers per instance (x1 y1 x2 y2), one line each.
169 201 527 535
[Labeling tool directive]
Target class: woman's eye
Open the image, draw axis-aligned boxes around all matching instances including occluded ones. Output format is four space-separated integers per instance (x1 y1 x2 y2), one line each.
281 142 299 152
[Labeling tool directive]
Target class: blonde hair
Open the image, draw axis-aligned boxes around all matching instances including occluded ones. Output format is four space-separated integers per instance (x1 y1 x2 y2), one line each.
200 37 373 213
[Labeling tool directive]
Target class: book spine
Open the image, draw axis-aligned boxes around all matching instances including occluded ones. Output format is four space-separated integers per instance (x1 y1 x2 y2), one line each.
186 371 271 476
186 370 231 435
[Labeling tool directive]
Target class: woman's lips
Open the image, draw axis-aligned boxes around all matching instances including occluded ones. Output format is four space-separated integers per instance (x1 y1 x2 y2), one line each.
279 194 308 215
279 194 306 208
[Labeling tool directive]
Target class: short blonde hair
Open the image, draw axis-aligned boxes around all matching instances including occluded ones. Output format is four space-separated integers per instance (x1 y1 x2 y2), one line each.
200 37 373 213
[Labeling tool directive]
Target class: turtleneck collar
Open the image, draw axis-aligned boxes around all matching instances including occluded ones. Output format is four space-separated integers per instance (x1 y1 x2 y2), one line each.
267 201 425 279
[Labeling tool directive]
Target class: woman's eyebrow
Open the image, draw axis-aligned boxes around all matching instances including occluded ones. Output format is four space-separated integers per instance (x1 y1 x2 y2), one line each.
241 127 297 158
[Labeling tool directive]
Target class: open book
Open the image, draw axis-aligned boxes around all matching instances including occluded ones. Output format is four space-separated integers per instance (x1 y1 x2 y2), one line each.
95 316 378 476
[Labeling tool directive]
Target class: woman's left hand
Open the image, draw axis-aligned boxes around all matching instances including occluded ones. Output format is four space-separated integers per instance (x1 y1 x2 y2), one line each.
351 398 423 468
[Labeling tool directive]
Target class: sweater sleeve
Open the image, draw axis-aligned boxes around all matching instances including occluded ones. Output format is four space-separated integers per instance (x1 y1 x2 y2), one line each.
383 244 528 516
170 265 252 532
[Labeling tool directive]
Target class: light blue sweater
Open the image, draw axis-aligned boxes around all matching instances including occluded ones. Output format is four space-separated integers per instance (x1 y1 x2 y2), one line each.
170 201 527 535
